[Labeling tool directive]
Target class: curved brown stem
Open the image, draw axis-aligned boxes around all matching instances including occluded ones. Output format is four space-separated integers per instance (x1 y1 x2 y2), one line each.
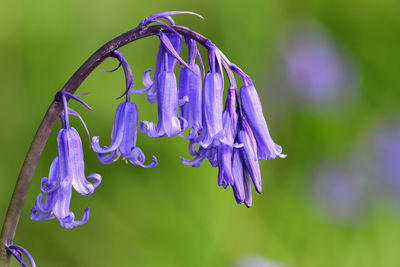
0 24 209 266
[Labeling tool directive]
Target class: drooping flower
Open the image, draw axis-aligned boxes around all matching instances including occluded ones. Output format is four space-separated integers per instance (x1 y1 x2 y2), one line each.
140 32 188 137
233 66 286 160
92 50 157 167
140 32 184 103
217 88 238 187
92 101 157 167
231 148 252 207
31 93 101 228
179 37 203 135
195 47 224 148
237 117 262 194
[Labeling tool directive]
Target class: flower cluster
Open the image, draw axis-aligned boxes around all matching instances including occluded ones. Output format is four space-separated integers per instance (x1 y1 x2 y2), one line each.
138 12 285 206
179 47 286 206
31 11 286 231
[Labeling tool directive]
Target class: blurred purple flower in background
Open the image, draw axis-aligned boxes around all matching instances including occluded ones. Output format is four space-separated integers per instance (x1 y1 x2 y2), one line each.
310 120 400 222
274 20 358 109
373 123 400 191
312 163 365 222
362 121 400 211
235 256 288 267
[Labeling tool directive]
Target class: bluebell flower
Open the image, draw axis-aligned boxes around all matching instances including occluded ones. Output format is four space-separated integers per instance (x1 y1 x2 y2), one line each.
140 32 189 137
92 50 157 167
237 117 262 194
179 37 203 135
231 148 252 207
31 93 101 228
233 66 286 160
196 47 224 148
219 117 262 207
217 88 238 188
92 101 157 167
140 33 184 103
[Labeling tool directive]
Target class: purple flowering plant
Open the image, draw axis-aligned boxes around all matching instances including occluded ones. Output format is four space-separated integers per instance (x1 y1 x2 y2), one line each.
0 11 285 266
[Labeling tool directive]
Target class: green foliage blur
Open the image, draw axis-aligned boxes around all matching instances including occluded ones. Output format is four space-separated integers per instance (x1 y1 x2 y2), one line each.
1 0 400 266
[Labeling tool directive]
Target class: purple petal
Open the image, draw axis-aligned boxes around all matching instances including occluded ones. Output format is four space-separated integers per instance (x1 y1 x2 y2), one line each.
52 175 72 220
125 147 158 168
118 102 139 156
140 120 164 137
92 102 126 153
58 207 90 229
63 128 101 195
144 71 186 137
180 154 206 168
217 143 234 187
243 170 253 208
97 150 120 164
231 149 245 204
40 157 60 193
31 192 56 221
198 72 224 148
181 145 218 168
118 102 158 168
179 64 202 130
238 119 262 194
143 69 153 88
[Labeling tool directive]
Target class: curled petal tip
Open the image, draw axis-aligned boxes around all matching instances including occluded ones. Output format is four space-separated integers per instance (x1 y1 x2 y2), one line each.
141 155 158 168
142 68 153 88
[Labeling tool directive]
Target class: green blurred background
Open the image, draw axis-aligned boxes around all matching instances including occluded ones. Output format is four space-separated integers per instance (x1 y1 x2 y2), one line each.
1 0 400 266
